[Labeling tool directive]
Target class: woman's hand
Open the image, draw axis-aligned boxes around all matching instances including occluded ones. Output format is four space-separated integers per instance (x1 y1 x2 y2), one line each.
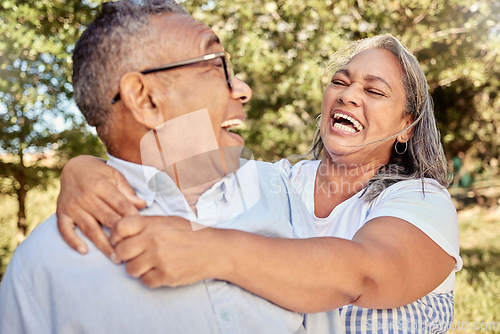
110 216 230 288
56 155 146 261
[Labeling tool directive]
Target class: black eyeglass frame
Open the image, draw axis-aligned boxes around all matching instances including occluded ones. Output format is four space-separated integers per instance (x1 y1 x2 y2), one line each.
111 51 232 104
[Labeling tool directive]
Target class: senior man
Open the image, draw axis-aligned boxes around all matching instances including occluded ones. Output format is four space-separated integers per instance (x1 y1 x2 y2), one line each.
0 0 338 333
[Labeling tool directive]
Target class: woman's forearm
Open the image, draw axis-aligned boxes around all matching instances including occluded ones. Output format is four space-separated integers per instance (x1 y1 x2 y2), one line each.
213 230 366 313
209 217 455 313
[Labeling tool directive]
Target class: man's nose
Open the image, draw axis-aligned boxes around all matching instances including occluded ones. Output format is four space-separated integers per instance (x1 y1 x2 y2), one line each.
230 77 252 104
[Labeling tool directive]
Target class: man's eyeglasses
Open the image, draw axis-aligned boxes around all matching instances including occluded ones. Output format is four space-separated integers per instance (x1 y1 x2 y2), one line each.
111 51 233 104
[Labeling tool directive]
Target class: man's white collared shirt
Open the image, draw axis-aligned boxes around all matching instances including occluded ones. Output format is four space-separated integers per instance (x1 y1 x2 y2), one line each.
0 156 339 333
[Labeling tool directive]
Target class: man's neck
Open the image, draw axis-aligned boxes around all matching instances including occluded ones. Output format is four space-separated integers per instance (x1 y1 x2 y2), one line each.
181 179 219 214
114 140 242 216
161 149 240 214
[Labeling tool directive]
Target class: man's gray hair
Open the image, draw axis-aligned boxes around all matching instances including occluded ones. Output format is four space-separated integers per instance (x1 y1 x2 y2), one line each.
72 0 188 146
310 34 449 200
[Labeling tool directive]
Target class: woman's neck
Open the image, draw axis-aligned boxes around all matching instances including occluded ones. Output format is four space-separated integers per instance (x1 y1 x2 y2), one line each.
313 158 382 218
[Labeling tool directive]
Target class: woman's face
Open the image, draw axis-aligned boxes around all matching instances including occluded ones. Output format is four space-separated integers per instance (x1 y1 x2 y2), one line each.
320 48 409 166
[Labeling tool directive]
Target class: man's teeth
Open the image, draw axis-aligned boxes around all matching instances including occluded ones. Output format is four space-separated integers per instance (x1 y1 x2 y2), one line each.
221 119 242 130
333 113 364 131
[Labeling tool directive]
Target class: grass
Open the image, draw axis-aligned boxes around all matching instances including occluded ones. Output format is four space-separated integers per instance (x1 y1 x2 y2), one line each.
0 181 499 333
453 206 500 334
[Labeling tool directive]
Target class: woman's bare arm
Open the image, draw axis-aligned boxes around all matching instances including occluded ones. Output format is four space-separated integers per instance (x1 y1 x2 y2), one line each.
110 215 455 313
219 217 455 312
56 156 456 312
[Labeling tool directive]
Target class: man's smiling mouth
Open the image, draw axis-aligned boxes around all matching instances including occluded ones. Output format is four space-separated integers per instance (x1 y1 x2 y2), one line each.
221 119 242 131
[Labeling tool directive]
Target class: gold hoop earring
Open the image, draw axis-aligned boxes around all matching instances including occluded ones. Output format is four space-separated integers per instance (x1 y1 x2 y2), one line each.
316 115 321 129
395 141 408 155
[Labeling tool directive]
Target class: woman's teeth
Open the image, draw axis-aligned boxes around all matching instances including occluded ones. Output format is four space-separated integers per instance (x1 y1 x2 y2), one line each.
334 122 357 133
333 112 364 132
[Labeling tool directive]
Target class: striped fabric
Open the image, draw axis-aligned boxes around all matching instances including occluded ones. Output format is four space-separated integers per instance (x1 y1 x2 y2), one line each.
339 291 454 333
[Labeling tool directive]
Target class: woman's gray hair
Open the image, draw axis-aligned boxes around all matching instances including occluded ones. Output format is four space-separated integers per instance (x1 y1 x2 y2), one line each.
310 34 448 201
72 0 187 146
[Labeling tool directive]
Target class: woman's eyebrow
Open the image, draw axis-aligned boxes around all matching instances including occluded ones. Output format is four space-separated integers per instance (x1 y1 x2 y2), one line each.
364 74 392 92
335 69 392 92
335 69 350 78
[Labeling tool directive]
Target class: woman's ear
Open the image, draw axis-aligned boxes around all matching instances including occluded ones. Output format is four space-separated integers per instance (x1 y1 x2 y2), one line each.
397 115 414 143
119 72 165 129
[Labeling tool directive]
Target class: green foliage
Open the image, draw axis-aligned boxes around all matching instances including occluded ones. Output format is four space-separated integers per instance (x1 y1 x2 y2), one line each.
0 0 106 237
182 0 499 172
0 0 498 321
2 0 497 205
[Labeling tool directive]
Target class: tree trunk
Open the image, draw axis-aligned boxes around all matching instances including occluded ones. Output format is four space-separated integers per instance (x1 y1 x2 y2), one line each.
16 178 27 244
16 148 28 244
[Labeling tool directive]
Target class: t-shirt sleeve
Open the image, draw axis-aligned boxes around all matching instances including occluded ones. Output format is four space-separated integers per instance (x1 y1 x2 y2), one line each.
365 179 462 271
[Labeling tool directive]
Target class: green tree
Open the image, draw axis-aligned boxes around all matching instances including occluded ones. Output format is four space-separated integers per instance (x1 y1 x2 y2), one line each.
0 0 498 277
0 0 105 243
183 0 499 178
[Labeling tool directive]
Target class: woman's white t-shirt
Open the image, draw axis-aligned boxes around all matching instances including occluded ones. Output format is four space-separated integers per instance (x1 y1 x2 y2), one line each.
278 159 463 333
281 159 462 292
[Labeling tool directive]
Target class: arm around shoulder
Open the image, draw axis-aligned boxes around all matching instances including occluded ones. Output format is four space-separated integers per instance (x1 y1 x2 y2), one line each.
205 180 458 312
211 215 455 313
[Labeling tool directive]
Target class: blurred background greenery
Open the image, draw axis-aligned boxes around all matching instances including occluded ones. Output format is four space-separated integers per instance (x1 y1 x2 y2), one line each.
1 0 499 331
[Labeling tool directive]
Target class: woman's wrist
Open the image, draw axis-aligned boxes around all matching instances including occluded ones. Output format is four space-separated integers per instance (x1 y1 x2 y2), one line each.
203 228 243 281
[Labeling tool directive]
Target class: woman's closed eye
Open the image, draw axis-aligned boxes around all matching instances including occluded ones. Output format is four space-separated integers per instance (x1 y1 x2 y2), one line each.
366 88 386 97
331 77 387 97
331 79 348 86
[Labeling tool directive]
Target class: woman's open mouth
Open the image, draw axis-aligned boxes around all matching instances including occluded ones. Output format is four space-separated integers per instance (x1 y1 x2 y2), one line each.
331 112 364 134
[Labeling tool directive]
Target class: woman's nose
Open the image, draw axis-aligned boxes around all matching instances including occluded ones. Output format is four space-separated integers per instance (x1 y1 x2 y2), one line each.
337 85 361 106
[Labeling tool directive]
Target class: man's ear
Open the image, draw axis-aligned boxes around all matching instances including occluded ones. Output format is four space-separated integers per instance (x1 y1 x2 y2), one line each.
119 72 164 129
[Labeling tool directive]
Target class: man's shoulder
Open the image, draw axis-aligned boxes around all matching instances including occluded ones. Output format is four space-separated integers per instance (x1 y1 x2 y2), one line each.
2 214 65 289
242 159 276 172
13 214 60 257
10 214 86 269
238 159 284 184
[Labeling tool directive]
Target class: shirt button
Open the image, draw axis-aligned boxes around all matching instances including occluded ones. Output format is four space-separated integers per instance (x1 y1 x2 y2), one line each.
221 311 231 321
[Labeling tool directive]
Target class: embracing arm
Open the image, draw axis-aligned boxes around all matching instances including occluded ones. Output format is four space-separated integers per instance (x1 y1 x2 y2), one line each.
216 217 455 312
57 155 145 259
110 215 455 313
56 156 456 312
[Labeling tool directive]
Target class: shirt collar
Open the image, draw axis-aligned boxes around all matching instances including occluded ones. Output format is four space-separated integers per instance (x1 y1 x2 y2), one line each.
106 154 161 207
105 154 254 213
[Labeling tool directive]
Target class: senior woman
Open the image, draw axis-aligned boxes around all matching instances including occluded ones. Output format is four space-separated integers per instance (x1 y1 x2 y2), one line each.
56 34 461 333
